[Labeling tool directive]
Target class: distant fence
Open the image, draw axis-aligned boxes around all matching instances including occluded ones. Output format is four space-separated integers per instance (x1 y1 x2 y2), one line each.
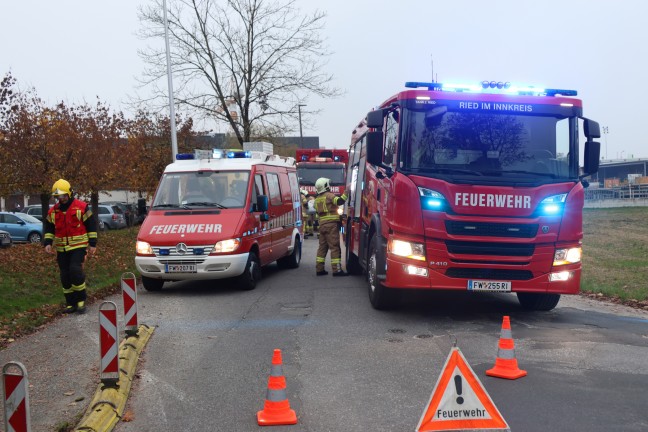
584 184 648 208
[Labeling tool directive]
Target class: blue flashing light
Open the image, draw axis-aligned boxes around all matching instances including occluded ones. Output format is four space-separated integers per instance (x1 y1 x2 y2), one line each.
193 248 204 255
405 80 577 97
538 193 567 216
333 155 341 161
300 155 309 161
159 249 170 255
176 153 195 160
227 150 252 159
418 187 447 211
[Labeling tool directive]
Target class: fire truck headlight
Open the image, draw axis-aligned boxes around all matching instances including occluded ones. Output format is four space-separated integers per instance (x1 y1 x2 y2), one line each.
539 193 567 216
418 187 448 211
553 247 581 266
212 238 241 253
136 241 153 255
390 239 426 261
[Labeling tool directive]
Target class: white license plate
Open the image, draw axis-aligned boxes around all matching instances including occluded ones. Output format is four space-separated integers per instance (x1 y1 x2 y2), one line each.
467 280 511 292
165 264 197 273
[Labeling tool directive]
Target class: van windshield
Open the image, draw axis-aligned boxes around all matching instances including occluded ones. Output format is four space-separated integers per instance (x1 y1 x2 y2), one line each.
152 171 250 209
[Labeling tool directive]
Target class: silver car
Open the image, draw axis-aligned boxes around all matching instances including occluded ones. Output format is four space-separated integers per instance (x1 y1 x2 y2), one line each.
98 204 127 230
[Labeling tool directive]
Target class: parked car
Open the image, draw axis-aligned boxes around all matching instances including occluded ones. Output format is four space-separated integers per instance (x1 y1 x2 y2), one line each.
0 212 43 243
21 204 52 221
97 204 127 230
0 229 12 248
100 201 136 227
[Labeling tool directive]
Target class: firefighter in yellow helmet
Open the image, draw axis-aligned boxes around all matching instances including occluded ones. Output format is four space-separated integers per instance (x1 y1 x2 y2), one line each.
43 179 98 313
314 177 348 276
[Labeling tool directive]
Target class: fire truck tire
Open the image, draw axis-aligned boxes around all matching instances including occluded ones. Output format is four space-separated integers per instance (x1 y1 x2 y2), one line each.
142 276 164 291
367 236 395 310
516 292 561 311
237 251 261 290
344 230 362 275
277 236 301 269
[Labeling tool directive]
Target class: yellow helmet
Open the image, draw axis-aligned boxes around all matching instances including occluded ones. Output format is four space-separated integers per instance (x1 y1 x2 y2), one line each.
51 179 72 197
300 188 308 196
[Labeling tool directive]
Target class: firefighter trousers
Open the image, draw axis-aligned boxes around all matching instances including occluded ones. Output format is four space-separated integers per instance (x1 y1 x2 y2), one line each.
316 222 342 273
56 248 88 307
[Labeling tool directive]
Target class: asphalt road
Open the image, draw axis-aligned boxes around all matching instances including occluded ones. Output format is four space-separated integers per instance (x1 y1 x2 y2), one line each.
2 238 647 431
115 239 648 432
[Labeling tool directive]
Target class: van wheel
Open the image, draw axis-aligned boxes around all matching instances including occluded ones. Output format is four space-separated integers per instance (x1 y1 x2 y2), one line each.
142 276 164 291
517 292 561 311
277 237 301 269
237 252 261 290
367 236 395 310
345 228 362 275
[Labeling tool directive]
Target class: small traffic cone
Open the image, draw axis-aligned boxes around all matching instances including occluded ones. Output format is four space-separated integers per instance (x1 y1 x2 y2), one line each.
257 349 297 426
486 316 527 380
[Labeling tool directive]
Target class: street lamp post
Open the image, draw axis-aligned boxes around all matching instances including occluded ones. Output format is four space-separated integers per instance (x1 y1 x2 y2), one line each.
602 126 609 160
163 0 178 161
298 104 306 149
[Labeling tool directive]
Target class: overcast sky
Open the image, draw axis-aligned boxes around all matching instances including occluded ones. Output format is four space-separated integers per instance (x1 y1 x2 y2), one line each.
2 0 646 159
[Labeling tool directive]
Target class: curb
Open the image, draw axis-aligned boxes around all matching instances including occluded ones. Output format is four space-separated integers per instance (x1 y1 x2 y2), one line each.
75 324 155 432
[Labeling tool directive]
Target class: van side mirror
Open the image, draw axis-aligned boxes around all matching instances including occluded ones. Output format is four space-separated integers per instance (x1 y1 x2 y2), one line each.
256 195 269 212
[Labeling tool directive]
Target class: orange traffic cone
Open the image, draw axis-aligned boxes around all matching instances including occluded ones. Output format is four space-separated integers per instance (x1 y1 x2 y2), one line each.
257 349 298 426
486 316 527 380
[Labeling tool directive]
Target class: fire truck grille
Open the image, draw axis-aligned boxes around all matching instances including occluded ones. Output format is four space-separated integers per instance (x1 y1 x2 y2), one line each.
158 259 206 265
445 221 538 238
445 240 535 257
445 268 533 280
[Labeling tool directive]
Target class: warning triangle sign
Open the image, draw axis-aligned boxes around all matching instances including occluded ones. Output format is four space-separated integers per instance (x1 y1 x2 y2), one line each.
416 347 510 432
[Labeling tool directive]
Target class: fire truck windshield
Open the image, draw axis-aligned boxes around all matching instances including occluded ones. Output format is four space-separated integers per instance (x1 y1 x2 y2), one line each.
297 165 345 185
401 108 576 182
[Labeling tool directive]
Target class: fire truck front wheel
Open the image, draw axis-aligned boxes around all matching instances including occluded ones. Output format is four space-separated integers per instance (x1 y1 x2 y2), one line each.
517 292 561 311
142 276 164 291
236 251 261 290
367 236 395 310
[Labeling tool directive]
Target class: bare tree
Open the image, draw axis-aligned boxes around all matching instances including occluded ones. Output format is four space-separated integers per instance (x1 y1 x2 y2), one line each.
137 0 340 146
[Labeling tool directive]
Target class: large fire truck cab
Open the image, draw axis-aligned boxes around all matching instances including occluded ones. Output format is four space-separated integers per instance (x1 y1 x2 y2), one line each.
135 146 303 291
296 148 349 195
344 80 601 310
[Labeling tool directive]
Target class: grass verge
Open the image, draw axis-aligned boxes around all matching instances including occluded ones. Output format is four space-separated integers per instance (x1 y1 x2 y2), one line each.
0 227 138 348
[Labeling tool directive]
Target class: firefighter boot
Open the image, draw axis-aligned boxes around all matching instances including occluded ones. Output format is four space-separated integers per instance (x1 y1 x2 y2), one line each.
76 288 87 314
63 292 77 313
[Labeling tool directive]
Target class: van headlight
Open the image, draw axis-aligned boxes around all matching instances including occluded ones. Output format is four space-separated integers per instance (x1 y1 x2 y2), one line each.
212 238 241 254
389 239 426 261
136 241 153 255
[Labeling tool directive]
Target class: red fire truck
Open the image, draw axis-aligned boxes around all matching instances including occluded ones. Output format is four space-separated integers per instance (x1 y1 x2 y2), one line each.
296 149 349 196
344 80 601 311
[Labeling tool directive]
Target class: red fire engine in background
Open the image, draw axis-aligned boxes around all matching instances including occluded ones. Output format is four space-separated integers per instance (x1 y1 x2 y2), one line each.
296 149 349 196
343 80 601 311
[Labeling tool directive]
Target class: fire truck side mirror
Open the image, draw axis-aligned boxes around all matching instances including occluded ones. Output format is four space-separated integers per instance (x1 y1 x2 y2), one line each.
366 131 384 166
366 109 385 129
583 119 601 139
583 140 601 176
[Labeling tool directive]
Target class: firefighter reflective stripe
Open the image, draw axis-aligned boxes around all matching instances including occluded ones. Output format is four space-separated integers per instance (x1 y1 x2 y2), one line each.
315 193 340 224
316 257 326 263
53 233 89 252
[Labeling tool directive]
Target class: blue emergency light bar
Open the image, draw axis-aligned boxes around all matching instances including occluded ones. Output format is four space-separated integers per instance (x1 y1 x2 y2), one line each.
227 150 252 158
405 81 577 97
176 153 195 160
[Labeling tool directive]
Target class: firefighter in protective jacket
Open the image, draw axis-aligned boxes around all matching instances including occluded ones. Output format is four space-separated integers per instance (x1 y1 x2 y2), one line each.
314 177 348 276
44 179 97 313
300 189 314 237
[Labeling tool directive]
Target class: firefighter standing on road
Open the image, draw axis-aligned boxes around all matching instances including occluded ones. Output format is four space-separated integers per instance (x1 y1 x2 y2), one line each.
300 189 314 237
44 179 98 314
314 177 348 276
